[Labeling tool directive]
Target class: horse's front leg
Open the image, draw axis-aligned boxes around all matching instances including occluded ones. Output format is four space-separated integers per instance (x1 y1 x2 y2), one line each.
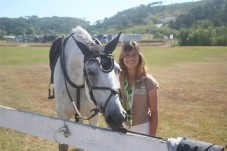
58 144 68 151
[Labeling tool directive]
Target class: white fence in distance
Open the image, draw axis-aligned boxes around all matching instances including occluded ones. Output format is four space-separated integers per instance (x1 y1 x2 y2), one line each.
0 105 169 151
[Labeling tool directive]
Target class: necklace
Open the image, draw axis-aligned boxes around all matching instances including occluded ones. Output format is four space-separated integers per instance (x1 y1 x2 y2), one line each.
124 75 134 126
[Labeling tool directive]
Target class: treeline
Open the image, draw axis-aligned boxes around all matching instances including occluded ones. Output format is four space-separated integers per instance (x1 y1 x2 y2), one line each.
0 16 89 37
0 0 200 37
178 21 227 46
170 0 227 46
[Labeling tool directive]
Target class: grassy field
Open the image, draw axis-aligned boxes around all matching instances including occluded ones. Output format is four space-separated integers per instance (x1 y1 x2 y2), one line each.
0 45 227 151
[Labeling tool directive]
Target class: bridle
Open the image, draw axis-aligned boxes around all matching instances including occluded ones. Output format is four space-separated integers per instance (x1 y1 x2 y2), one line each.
60 35 122 120
83 54 122 114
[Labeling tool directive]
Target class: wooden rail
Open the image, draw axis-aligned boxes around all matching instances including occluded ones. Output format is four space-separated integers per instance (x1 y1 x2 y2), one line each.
0 105 168 151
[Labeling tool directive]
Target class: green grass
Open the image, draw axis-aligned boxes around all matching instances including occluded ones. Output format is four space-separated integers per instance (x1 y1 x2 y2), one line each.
0 46 49 65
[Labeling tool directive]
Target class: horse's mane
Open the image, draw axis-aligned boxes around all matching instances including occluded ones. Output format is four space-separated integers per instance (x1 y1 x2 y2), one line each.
71 26 94 44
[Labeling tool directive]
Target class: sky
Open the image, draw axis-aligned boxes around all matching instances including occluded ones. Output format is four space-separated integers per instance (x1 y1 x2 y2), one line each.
0 0 200 24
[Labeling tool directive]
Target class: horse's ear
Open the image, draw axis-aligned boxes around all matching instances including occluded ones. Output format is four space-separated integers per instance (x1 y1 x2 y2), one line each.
75 39 92 57
104 32 121 54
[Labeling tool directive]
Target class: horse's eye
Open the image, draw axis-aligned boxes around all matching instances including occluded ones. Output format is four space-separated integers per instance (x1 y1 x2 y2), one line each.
87 70 95 76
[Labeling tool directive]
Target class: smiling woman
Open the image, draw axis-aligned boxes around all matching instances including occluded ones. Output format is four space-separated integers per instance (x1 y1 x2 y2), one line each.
118 41 159 136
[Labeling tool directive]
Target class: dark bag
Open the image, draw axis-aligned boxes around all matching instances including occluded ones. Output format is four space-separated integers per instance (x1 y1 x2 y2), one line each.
176 139 224 151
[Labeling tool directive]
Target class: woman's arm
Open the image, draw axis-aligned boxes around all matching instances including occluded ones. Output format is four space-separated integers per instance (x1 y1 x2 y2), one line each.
148 88 158 136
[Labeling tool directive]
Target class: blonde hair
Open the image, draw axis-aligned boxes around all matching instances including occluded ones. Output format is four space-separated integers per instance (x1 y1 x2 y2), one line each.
118 41 146 79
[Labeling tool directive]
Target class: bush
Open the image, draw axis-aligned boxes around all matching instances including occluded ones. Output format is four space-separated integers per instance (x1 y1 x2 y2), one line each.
178 26 227 46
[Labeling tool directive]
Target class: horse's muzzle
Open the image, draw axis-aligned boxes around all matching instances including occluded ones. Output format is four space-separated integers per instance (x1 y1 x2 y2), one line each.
105 108 127 128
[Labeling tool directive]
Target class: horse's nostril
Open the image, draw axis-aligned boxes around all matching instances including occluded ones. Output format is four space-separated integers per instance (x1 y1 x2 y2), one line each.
106 112 126 127
107 114 121 126
106 115 114 126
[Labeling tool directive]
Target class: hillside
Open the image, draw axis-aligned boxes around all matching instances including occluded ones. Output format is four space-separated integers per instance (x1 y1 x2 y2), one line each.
0 1 205 36
170 0 227 29
90 0 207 34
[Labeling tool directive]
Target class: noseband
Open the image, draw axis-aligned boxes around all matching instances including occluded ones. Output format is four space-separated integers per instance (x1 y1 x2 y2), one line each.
84 54 122 113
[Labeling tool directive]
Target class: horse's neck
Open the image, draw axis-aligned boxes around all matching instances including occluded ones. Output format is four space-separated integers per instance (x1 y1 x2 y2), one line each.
65 37 84 86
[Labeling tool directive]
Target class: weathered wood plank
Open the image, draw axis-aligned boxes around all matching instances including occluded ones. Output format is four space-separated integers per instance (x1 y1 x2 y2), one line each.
0 105 168 151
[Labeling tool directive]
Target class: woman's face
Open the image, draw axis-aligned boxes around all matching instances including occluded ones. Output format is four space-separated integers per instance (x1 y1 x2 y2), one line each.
123 49 139 70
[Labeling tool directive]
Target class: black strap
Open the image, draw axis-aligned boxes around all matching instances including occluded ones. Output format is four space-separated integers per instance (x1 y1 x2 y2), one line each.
59 35 85 122
60 38 84 89
75 88 81 122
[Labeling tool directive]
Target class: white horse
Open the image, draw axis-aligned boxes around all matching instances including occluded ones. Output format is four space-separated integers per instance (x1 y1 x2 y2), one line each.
49 26 126 151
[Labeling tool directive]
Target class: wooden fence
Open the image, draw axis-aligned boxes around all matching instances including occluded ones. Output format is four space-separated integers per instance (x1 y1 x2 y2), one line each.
0 105 169 151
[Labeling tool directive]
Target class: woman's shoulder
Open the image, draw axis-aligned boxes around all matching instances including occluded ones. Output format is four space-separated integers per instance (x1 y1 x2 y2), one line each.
143 74 159 90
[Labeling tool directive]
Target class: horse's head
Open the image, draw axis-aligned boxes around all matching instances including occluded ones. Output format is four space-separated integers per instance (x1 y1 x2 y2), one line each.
75 33 127 127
